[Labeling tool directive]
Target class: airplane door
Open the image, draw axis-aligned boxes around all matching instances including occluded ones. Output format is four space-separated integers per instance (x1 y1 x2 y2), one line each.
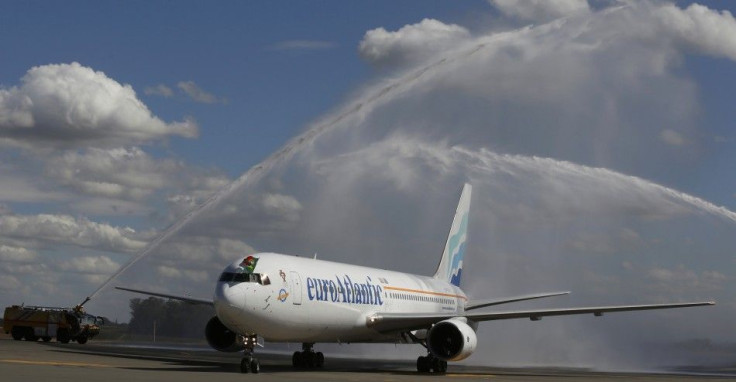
289 271 303 305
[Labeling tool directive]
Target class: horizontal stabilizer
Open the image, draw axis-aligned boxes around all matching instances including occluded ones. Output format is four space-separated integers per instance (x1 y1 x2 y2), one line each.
465 291 570 311
115 286 213 306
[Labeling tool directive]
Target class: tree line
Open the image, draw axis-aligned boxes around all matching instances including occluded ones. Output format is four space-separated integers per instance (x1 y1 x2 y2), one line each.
128 297 214 339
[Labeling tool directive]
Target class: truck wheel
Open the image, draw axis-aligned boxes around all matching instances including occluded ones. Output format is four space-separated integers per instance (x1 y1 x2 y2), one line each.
76 336 88 344
24 328 38 342
57 329 71 344
11 327 24 341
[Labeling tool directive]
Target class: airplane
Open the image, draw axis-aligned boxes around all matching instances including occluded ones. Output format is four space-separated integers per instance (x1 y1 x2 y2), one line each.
116 183 714 374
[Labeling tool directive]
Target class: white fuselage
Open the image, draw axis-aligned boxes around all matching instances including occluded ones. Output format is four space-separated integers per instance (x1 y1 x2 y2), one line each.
213 253 467 343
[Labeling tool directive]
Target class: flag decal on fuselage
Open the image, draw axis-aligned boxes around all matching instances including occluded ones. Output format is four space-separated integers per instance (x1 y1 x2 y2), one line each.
239 255 259 273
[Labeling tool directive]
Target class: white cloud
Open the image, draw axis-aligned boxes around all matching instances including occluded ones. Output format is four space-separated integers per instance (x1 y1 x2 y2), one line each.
0 62 198 148
36 146 231 217
262 193 302 222
359 18 471 68
0 262 47 276
0 245 37 262
46 147 180 200
177 81 224 104
59 255 120 274
647 265 726 291
171 191 303 238
156 265 208 282
0 275 21 291
568 233 616 254
0 214 146 252
0 171 68 203
660 129 687 146
345 0 736 183
82 274 112 285
68 198 153 217
157 265 183 279
654 3 736 61
144 84 174 97
490 0 590 22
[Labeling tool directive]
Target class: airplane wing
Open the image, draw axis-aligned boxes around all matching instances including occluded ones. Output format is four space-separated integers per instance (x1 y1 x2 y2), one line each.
465 301 714 321
465 291 570 311
115 286 214 306
366 301 714 333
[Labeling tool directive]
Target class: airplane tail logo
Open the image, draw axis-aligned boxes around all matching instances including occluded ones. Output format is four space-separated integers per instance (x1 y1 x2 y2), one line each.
433 183 471 287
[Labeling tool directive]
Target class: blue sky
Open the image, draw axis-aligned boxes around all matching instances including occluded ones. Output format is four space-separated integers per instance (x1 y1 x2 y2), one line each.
4 0 735 203
2 0 736 369
2 1 485 176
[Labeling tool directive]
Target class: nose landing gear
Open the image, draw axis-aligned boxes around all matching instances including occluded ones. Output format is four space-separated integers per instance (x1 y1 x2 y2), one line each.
292 342 324 369
239 334 260 373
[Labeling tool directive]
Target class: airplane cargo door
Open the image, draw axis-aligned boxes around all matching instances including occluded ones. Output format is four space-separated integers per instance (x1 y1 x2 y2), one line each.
289 271 303 305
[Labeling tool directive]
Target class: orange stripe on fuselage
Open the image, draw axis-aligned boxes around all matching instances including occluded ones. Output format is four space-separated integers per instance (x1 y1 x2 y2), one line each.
383 285 467 301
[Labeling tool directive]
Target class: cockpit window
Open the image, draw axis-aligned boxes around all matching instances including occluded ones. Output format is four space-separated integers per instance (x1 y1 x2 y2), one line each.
219 272 263 284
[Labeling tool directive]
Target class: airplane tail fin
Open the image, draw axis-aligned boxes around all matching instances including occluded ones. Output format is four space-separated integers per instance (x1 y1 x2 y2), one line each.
433 183 472 287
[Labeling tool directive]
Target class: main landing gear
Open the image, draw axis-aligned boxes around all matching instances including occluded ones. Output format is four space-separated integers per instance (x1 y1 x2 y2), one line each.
405 331 446 374
239 334 260 374
292 343 324 369
417 354 447 374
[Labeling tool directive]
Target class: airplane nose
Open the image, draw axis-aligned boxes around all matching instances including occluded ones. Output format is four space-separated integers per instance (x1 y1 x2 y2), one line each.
213 282 245 324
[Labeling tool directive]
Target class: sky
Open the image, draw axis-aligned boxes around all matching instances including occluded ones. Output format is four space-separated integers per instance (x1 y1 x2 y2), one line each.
2 0 736 370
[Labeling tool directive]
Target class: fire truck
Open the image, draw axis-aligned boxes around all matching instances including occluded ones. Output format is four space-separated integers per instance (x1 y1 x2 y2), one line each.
3 305 102 344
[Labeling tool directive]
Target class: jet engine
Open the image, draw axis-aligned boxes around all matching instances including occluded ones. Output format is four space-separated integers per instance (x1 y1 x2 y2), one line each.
426 318 478 361
205 316 244 352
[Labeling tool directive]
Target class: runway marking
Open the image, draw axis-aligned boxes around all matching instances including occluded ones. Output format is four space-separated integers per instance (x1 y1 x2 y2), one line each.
446 374 495 379
1 359 112 368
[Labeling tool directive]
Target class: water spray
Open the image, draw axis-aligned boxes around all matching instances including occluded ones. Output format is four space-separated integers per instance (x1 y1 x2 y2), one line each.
78 37 496 307
78 7 736 307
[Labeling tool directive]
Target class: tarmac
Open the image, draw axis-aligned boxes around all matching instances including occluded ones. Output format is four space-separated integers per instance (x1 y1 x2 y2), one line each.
1 337 735 381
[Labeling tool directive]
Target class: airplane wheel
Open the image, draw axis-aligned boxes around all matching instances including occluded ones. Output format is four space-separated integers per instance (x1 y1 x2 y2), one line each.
315 352 324 368
240 357 250 373
432 357 447 373
417 356 430 372
292 351 302 368
304 351 315 368
250 358 260 374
